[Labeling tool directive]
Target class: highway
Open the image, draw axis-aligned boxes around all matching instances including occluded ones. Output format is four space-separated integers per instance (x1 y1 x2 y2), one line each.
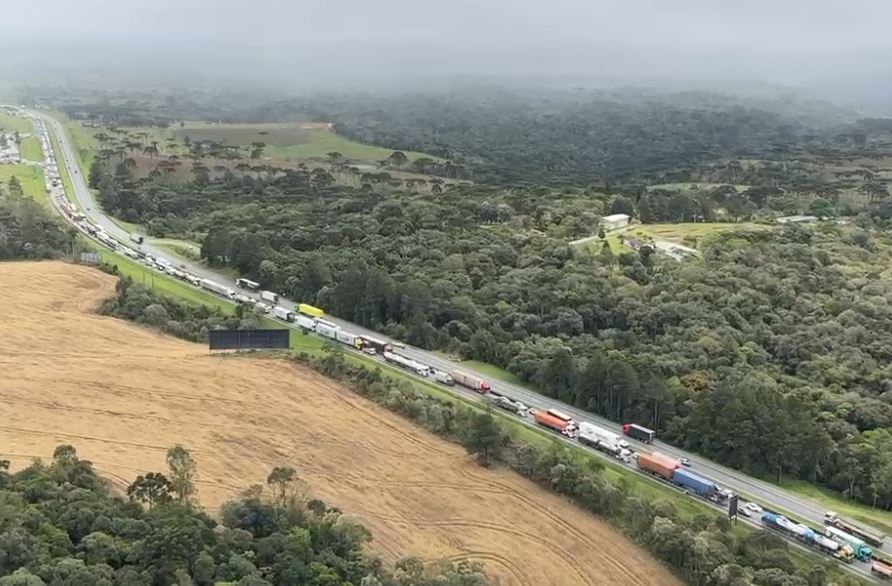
33 109 884 581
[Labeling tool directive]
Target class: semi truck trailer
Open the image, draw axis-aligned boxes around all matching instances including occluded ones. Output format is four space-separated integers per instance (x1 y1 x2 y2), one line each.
297 303 325 318
260 290 279 304
824 525 873 561
532 410 577 438
236 278 260 290
636 452 680 480
272 306 294 322
824 511 885 547
623 423 655 443
359 335 392 353
199 278 236 299
451 371 491 393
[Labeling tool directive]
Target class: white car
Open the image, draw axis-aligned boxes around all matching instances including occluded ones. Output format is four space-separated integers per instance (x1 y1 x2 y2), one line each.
740 502 763 517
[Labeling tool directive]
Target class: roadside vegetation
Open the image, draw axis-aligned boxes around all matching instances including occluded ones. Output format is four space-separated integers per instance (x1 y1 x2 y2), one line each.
0 110 33 134
0 175 71 258
0 444 489 586
0 166 48 207
19 136 42 161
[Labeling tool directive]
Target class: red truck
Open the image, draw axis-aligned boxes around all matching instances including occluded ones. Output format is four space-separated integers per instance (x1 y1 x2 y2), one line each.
451 371 491 393
636 451 681 480
533 410 577 438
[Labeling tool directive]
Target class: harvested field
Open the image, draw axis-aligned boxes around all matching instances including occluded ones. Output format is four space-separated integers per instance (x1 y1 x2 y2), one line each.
0 261 680 586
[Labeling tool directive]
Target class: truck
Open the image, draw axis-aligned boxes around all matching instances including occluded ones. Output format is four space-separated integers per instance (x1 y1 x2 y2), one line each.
236 278 260 290
487 392 529 417
383 351 430 376
199 278 236 299
234 294 254 305
129 233 144 245
272 306 294 322
295 315 316 331
451 371 491 393
671 468 729 503
532 410 577 438
636 451 680 480
578 422 624 456
761 514 855 562
432 370 455 385
623 423 655 443
315 322 340 340
336 330 362 348
873 558 892 580
297 303 325 318
824 525 873 561
260 290 279 304
824 511 886 547
359 335 392 354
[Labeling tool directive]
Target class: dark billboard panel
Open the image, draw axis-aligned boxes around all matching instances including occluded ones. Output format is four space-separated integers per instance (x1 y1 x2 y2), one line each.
209 329 290 351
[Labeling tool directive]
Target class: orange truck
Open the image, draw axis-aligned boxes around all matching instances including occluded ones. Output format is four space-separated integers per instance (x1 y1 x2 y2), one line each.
873 558 892 580
532 410 577 438
636 451 681 480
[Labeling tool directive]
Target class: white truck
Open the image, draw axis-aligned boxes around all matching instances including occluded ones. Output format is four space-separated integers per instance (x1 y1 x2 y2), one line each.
198 278 236 299
578 422 625 456
129 233 144 245
432 370 455 385
272 306 294 322
315 322 340 340
383 351 431 376
295 315 316 331
260 290 279 304
336 330 362 348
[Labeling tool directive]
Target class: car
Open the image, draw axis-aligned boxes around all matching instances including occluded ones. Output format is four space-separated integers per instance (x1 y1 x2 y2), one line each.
740 502 763 517
363 347 377 356
391 341 406 349
679 457 691 467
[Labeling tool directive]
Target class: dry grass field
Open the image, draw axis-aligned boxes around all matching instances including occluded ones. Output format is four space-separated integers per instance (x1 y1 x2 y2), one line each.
0 262 680 586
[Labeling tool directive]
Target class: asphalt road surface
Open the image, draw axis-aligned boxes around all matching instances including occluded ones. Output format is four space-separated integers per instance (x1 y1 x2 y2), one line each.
34 109 885 579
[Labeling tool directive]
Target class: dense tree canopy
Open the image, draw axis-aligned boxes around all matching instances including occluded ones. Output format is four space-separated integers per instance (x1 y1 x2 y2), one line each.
0 446 489 586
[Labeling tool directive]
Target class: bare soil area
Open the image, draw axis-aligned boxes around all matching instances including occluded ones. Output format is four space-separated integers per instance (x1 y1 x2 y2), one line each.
0 262 680 586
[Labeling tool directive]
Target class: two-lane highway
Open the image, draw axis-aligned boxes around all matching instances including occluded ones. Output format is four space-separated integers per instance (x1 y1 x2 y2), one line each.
37 109 891 566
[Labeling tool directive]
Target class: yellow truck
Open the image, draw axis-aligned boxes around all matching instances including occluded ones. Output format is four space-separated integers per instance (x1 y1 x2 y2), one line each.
296 303 325 318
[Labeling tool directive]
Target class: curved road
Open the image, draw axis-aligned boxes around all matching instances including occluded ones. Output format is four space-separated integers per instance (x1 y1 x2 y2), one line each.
34 109 885 578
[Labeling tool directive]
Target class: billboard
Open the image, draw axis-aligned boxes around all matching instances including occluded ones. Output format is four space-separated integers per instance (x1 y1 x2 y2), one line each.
209 329 290 351
728 494 739 520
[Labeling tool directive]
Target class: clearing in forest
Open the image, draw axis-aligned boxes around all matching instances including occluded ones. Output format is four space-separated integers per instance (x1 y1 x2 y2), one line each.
174 121 433 163
0 261 680 586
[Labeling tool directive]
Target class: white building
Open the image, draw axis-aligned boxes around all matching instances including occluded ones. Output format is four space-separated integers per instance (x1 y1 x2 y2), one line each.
776 215 818 225
602 213 631 231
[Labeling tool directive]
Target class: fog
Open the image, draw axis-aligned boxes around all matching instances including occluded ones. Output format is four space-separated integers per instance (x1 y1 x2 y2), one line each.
4 0 891 104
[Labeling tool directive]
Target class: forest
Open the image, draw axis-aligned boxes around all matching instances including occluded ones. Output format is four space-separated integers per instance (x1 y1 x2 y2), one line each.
84 150 892 511
0 444 489 586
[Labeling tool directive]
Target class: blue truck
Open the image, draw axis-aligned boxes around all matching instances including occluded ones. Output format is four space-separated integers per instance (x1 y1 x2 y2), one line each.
672 468 730 503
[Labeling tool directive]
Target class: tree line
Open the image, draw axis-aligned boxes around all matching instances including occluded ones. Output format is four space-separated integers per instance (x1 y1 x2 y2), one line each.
0 443 489 586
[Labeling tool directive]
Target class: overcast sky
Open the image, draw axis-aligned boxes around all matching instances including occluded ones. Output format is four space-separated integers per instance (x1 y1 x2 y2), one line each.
3 0 891 99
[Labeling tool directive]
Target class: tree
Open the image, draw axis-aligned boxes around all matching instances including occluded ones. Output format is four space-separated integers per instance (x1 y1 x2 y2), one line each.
386 151 408 167
166 445 197 505
608 195 635 217
127 472 172 509
464 409 505 466
266 466 297 507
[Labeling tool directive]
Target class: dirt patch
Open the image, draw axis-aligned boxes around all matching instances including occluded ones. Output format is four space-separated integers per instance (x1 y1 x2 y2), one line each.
0 261 680 586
